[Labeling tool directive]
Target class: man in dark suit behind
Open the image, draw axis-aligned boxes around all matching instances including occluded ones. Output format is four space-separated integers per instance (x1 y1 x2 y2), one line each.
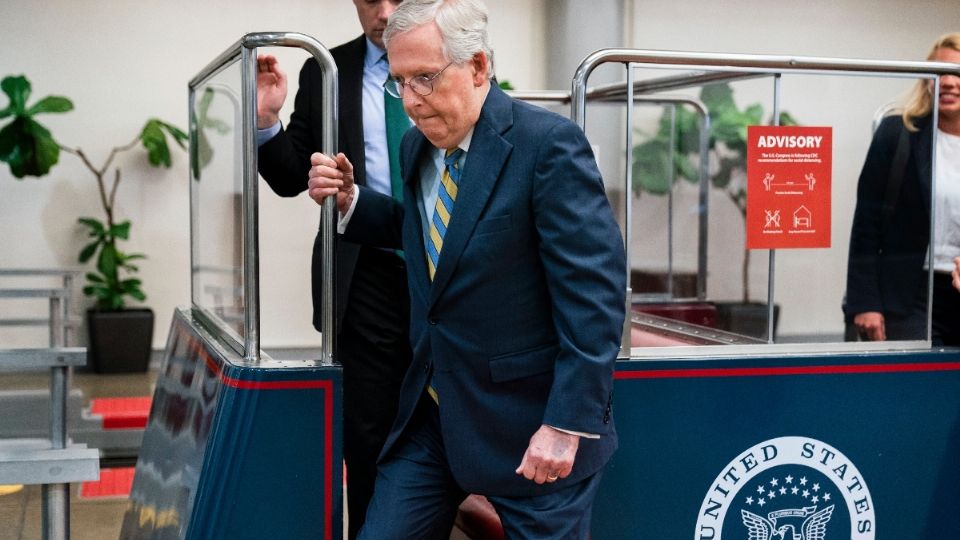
255 1 408 537
308 1 627 537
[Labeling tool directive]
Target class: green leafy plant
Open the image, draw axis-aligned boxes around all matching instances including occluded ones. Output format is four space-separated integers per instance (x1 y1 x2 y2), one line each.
0 74 187 310
632 82 798 303
0 75 73 177
191 87 231 181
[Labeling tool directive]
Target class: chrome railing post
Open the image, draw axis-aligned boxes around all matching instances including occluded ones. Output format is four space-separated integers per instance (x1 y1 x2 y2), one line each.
765 73 783 344
620 63 635 357
239 45 261 362
43 292 69 540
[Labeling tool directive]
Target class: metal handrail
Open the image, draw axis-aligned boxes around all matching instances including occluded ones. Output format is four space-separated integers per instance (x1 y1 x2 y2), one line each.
0 348 87 370
572 48 960 126
188 32 338 364
0 268 81 539
0 269 81 346
573 49 959 115
571 49 960 352
0 347 92 540
587 72 764 100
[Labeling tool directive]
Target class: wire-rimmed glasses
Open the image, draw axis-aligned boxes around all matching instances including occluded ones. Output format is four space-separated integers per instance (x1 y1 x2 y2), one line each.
384 61 455 98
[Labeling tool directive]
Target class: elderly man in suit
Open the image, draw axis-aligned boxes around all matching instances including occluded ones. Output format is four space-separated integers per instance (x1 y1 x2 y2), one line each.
308 0 626 537
255 1 409 537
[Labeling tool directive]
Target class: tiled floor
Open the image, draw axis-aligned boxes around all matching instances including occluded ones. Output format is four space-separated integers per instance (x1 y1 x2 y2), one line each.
0 368 157 540
0 484 130 540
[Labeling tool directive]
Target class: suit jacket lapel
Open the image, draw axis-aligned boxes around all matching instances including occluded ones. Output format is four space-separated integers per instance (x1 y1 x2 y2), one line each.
428 86 514 304
403 134 433 306
914 115 933 219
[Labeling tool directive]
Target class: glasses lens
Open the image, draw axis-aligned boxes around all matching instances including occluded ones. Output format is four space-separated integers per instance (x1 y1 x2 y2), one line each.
409 76 432 97
384 79 403 98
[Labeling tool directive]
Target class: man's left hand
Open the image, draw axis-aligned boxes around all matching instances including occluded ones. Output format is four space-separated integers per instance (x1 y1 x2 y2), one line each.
515 425 580 484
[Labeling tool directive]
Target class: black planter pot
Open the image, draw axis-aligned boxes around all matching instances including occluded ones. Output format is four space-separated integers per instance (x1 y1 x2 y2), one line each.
86 308 154 373
713 301 780 340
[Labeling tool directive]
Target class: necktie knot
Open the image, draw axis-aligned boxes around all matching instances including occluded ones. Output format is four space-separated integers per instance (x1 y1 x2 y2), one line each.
444 148 464 174
443 148 464 185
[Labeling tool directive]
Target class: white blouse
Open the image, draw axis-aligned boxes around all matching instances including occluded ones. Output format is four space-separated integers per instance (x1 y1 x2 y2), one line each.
932 128 960 272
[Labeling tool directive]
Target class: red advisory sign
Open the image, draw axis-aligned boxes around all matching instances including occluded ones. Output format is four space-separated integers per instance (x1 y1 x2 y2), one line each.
746 125 832 249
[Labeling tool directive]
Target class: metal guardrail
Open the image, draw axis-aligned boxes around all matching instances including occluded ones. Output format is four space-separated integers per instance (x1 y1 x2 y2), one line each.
0 270 88 539
570 48 960 351
0 269 82 346
188 32 338 364
0 348 98 540
631 312 764 346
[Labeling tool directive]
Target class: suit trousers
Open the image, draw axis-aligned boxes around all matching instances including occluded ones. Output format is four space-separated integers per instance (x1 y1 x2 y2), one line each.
340 247 412 539
359 395 604 540
932 271 960 346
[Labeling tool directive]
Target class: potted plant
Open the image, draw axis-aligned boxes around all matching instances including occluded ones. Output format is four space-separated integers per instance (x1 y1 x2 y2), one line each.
631 82 797 337
0 74 186 372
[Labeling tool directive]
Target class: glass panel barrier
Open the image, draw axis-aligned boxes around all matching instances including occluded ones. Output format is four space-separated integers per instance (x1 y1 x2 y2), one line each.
188 33 338 363
190 61 245 346
570 50 960 357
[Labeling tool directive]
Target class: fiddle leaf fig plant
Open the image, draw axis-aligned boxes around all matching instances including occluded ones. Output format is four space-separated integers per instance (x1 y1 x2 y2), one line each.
191 87 231 181
632 82 798 303
0 74 187 311
0 75 73 177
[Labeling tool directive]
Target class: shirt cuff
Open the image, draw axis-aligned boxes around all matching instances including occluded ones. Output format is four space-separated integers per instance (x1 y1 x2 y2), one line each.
256 122 282 147
336 184 360 234
547 425 599 439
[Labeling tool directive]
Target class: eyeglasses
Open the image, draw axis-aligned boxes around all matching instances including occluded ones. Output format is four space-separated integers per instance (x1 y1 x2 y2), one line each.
384 62 455 99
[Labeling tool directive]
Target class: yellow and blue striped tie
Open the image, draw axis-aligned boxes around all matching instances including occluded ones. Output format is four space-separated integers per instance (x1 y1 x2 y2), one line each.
427 148 464 280
425 148 462 405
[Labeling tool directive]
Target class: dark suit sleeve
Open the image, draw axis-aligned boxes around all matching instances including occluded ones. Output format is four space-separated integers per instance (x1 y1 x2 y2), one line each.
531 120 627 435
844 116 902 317
257 59 323 197
342 186 405 250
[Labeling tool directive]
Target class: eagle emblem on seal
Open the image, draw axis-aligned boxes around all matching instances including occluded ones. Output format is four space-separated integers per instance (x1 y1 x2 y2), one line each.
741 505 834 540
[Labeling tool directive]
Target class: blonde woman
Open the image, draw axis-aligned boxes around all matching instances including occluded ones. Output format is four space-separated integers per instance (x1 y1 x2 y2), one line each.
845 33 960 344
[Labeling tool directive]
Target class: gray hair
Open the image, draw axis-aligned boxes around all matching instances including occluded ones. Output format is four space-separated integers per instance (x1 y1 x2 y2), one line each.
384 0 495 80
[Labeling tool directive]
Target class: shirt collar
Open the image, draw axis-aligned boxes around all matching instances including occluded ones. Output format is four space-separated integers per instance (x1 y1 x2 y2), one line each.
455 128 474 153
435 127 474 166
363 37 387 69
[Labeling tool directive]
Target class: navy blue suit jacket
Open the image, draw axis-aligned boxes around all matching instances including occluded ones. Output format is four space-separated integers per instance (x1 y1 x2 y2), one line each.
845 115 932 320
344 85 626 496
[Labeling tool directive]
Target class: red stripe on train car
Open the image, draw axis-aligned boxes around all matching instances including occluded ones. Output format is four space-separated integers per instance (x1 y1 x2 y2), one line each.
615 361 960 379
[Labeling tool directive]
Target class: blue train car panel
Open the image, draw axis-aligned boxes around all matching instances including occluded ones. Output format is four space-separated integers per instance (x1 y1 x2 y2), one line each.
120 309 342 540
592 350 960 539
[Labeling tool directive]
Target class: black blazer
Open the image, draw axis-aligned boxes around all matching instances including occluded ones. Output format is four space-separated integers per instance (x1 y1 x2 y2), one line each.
258 35 368 332
845 114 933 319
